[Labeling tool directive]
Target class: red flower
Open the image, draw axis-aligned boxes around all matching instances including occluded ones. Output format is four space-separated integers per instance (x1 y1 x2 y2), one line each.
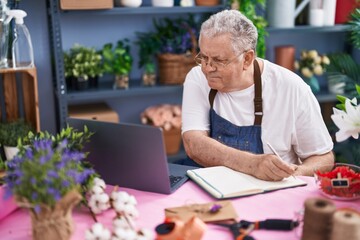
315 166 360 198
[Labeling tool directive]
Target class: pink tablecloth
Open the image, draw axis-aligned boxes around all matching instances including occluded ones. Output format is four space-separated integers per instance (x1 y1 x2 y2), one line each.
0 176 359 240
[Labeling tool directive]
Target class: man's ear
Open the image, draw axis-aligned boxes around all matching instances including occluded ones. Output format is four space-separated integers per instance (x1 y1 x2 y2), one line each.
243 50 255 70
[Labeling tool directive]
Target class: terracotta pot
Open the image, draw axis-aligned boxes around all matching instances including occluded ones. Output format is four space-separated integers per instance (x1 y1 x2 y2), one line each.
195 0 219 6
163 128 181 155
275 45 296 71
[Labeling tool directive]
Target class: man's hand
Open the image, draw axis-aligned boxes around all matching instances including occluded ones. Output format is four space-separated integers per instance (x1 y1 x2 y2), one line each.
251 154 297 181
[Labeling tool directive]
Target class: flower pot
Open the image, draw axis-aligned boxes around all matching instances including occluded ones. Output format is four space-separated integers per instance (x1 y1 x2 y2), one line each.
157 53 196 85
303 76 320 93
114 74 129 89
152 0 174 7
163 128 182 155
4 145 19 160
75 77 89 91
142 72 156 86
195 0 219 6
17 189 82 240
115 0 142 7
89 76 99 89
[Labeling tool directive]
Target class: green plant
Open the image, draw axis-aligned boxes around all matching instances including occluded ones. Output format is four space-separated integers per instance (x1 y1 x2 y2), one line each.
152 15 199 55
24 124 94 152
135 32 159 74
0 119 34 147
101 39 133 76
231 0 268 58
348 8 360 50
326 52 360 96
136 15 199 58
4 138 95 209
63 44 103 80
4 125 97 210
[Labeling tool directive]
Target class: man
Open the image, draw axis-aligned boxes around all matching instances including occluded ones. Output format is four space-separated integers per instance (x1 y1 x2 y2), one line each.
181 9 334 181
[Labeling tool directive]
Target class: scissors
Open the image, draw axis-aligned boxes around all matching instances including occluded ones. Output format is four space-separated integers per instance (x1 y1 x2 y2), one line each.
215 219 299 240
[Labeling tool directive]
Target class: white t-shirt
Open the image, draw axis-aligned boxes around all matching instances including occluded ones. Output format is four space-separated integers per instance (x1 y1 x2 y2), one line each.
182 59 333 164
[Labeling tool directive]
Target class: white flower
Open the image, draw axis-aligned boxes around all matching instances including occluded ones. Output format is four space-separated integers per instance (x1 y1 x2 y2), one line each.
88 192 110 214
301 67 313 78
331 98 360 142
85 223 111 240
94 177 106 189
313 64 323 75
112 227 137 240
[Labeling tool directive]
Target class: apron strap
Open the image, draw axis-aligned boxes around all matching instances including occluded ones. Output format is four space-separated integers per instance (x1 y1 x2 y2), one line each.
253 59 263 125
208 59 263 125
209 89 217 108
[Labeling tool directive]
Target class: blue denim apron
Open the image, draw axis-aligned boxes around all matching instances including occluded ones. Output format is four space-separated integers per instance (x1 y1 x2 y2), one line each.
180 60 263 167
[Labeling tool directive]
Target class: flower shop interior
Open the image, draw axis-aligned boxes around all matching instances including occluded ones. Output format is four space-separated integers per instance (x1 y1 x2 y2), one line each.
1 0 360 240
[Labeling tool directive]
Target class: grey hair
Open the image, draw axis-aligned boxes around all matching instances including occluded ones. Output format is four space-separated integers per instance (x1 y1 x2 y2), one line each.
200 9 258 54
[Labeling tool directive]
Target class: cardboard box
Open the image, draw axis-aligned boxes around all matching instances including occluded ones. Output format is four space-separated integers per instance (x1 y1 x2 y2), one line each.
68 103 119 123
60 0 113 10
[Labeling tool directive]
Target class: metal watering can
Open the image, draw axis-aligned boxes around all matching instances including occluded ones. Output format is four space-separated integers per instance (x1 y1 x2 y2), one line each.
267 0 311 28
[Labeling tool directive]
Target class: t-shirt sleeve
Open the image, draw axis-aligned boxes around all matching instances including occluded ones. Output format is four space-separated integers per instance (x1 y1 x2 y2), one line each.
293 87 334 159
181 67 211 134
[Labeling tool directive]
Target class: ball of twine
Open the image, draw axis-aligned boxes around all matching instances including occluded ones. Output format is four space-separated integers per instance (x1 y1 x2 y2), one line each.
330 208 360 240
301 197 336 240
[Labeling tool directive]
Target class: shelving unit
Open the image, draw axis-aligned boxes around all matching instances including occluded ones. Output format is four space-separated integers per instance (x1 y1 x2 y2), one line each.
47 0 227 129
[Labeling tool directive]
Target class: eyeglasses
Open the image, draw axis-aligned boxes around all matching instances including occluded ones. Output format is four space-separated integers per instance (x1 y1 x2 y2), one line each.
194 51 246 70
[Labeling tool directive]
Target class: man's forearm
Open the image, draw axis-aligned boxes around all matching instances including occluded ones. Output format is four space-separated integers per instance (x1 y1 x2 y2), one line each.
295 151 335 176
183 130 258 175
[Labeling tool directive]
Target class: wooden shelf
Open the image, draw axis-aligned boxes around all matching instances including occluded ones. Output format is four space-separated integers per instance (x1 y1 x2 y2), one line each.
0 68 40 131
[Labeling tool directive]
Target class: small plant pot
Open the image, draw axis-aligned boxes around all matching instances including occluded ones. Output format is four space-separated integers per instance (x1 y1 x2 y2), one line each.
114 74 129 89
75 77 89 91
142 73 156 86
4 146 19 160
163 128 182 155
88 76 99 89
152 0 174 7
195 0 219 6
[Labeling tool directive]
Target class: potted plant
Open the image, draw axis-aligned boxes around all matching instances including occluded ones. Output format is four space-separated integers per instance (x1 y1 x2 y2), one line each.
63 44 103 91
101 39 133 89
349 8 360 49
135 31 160 86
3 125 97 240
136 15 199 85
0 119 34 160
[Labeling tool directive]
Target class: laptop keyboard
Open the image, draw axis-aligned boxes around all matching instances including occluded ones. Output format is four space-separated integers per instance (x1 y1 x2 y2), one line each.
169 175 184 187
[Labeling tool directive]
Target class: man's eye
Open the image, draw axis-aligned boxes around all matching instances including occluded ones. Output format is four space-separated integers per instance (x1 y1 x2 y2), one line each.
214 59 226 64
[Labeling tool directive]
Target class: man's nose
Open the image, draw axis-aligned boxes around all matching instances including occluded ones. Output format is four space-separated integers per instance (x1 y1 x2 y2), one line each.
203 60 216 71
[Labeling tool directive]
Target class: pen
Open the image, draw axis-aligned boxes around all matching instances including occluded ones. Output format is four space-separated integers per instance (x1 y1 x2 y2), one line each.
266 142 297 179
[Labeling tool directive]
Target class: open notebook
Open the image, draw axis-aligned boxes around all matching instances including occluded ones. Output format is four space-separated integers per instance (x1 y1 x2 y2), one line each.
187 166 307 199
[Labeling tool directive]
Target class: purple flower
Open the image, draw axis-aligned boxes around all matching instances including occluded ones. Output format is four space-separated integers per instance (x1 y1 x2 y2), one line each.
47 170 58 179
32 192 38 200
62 180 70 187
48 187 61 201
34 205 41 214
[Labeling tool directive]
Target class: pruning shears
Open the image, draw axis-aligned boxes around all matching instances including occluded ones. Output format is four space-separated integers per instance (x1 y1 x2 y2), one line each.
215 219 299 240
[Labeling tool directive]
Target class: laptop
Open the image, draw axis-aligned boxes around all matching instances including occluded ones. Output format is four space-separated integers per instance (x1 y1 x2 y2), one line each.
67 118 198 194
